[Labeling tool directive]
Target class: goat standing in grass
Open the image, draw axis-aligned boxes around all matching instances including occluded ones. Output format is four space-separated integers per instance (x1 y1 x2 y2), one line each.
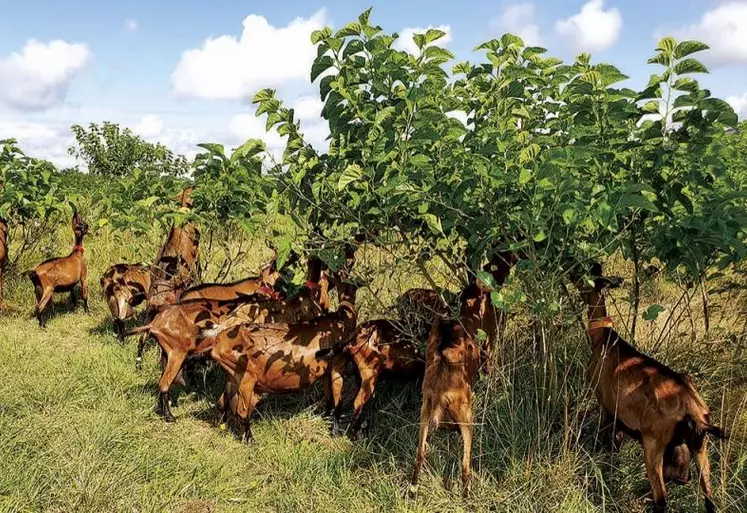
27 204 89 327
206 248 359 443
100 263 152 341
575 262 725 513
410 252 514 498
328 287 450 439
0 217 7 312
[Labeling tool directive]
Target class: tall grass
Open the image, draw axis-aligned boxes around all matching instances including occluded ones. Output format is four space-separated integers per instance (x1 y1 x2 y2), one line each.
0 222 745 512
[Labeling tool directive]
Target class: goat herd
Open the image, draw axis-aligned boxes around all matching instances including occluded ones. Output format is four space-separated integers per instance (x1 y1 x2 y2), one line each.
19 188 727 513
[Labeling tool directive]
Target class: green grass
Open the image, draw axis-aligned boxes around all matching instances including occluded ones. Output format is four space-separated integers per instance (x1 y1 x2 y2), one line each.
0 228 745 512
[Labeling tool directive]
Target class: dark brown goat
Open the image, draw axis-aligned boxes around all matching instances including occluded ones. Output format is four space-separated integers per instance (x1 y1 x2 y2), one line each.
0 217 7 312
409 276 494 498
100 263 152 341
576 263 725 513
206 247 358 443
27 205 89 327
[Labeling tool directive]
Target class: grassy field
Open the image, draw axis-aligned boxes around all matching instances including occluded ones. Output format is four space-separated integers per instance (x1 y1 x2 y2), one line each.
1 226 746 512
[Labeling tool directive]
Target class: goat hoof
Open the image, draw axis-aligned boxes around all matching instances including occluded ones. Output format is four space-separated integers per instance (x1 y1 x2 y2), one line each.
351 428 366 441
163 413 176 423
407 484 419 499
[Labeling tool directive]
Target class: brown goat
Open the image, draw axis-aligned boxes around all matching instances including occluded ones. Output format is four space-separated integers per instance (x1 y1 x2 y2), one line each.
177 248 298 303
197 257 333 418
206 249 359 443
329 287 451 439
0 217 7 312
126 291 275 422
152 185 200 287
100 263 152 341
136 186 201 367
27 205 89 327
576 262 725 513
409 276 493 498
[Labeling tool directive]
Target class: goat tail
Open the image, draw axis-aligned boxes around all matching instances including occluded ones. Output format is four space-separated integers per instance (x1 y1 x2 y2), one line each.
682 413 728 443
125 325 152 337
705 424 728 440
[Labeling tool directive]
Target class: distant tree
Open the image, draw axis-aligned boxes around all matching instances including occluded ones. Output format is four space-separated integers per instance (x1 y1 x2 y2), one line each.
68 121 189 177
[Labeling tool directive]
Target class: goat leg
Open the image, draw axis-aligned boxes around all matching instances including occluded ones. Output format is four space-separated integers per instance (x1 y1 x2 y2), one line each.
694 438 715 513
350 367 379 440
155 390 176 423
642 435 668 513
409 400 431 498
115 319 125 343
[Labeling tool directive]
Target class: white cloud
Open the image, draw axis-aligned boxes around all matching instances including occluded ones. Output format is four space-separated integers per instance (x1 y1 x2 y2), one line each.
394 25 453 55
124 19 138 32
0 39 91 111
172 10 327 100
492 3 543 46
292 95 323 121
555 0 622 52
727 92 747 119
0 120 76 168
669 2 747 66
133 114 164 139
228 95 329 161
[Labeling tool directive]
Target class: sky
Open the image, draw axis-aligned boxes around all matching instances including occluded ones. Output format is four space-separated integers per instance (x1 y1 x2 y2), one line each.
1 0 746 168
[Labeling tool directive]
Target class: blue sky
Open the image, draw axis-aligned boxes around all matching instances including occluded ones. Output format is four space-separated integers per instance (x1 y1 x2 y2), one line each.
1 1 746 167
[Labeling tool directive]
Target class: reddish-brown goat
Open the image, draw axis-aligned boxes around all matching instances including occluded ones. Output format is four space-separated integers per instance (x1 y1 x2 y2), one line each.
576 262 725 513
126 291 275 421
136 186 201 368
207 273 359 443
100 263 152 341
27 205 90 327
0 217 7 312
329 288 451 439
196 257 333 418
177 249 298 303
410 253 514 498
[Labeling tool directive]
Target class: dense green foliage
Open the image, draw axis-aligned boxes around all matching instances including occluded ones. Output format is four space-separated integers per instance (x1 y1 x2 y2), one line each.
69 121 189 178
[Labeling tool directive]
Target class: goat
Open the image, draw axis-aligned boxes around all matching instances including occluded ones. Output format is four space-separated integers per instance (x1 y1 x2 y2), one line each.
206 251 359 443
27 204 89 327
328 287 451 439
100 263 152 341
575 262 725 513
152 186 200 284
125 290 276 422
0 217 6 312
178 250 300 303
409 274 495 499
136 186 200 367
196 256 333 419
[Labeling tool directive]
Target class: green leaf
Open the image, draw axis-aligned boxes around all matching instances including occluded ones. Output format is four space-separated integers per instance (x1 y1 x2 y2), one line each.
334 22 363 38
673 40 709 60
311 56 335 82
338 164 363 191
422 213 443 234
642 304 665 321
519 168 533 185
311 27 332 45
618 193 659 212
424 28 448 45
672 58 709 75
519 144 541 165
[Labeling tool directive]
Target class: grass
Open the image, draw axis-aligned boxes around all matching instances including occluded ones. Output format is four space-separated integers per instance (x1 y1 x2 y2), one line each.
0 225 745 512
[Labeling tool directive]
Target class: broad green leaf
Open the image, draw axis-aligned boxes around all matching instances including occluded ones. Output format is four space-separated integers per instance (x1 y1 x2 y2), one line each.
673 40 709 60
338 164 363 191
643 304 665 321
672 58 708 75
